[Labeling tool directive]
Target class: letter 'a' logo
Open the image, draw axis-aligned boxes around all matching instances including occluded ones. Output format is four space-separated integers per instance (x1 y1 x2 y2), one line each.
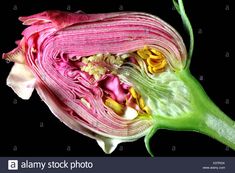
8 160 18 170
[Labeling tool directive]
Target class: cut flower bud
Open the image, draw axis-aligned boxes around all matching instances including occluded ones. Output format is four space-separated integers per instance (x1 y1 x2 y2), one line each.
2 0 235 156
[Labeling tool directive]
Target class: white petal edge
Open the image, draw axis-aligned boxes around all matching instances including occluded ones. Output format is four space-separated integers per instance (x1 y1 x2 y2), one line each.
7 63 36 100
96 136 137 154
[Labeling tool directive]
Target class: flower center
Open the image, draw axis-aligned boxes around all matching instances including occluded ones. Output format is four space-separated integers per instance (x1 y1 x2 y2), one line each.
55 46 168 120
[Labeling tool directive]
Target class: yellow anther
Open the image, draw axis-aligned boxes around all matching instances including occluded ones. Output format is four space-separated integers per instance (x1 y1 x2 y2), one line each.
93 73 100 80
149 54 162 59
88 55 96 62
105 97 124 115
82 57 89 64
150 48 162 56
109 55 116 64
120 53 130 60
128 86 151 116
147 57 161 67
129 87 138 99
137 50 148 59
148 66 154 73
137 46 151 59
139 97 145 109
152 59 167 72
152 67 164 73
137 46 167 74
80 61 106 80
143 106 151 114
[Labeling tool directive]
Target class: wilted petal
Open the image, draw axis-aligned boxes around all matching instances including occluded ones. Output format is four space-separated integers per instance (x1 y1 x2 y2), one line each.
7 63 36 100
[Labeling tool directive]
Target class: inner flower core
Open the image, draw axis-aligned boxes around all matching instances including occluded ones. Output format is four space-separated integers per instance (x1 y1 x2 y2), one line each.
53 46 168 120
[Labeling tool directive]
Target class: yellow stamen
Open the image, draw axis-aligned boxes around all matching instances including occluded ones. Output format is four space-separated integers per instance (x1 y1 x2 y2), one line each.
82 57 89 64
129 87 151 115
152 67 165 73
137 46 151 59
81 62 106 80
105 97 124 115
143 106 151 114
129 87 138 99
149 54 162 59
137 46 167 74
152 59 167 72
148 66 154 73
139 97 145 109
150 48 162 56
146 57 162 67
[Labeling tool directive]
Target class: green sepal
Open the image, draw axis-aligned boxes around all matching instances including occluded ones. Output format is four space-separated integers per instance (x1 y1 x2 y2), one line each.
144 124 159 157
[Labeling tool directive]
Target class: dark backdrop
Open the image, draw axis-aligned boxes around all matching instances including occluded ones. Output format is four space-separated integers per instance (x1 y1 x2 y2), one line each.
0 0 234 156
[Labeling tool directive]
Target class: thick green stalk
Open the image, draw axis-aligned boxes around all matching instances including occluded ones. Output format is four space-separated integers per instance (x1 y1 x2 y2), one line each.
146 70 235 156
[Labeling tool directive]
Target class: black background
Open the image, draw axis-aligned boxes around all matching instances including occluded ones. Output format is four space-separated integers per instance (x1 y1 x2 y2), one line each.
0 0 234 156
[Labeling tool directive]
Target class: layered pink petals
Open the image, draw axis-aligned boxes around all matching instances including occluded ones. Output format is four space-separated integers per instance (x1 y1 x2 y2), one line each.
3 10 187 153
17 10 187 69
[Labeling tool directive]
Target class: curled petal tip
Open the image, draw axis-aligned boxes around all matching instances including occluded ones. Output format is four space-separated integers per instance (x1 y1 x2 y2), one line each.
2 47 25 64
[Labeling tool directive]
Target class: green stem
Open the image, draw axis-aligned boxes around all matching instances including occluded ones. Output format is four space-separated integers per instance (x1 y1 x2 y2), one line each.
180 70 235 149
173 0 194 69
146 70 235 155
